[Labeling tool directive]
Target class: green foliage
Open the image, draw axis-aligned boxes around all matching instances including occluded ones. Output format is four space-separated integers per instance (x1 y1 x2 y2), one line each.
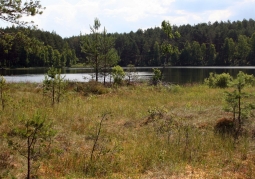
223 71 255 137
7 111 56 179
112 65 125 85
0 1 50 69
161 20 180 39
0 26 77 68
81 18 120 82
0 0 44 26
223 90 239 116
238 71 255 86
161 20 180 65
235 35 250 65
43 67 67 105
100 27 120 85
80 18 101 82
152 68 162 85
3 19 255 68
204 72 233 88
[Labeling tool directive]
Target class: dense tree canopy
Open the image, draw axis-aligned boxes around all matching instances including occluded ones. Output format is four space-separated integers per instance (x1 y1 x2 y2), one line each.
78 18 254 67
0 27 77 67
1 18 255 68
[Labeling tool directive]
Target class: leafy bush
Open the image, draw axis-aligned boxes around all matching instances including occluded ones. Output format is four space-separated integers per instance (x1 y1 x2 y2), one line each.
238 71 255 86
204 72 233 88
112 65 125 85
152 68 162 85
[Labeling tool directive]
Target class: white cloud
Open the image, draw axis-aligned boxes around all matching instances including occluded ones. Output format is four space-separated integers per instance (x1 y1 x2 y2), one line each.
103 0 173 22
207 10 232 23
0 0 254 37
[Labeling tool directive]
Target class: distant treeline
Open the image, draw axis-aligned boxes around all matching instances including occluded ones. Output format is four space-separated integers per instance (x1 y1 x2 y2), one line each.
1 18 255 68
0 27 78 68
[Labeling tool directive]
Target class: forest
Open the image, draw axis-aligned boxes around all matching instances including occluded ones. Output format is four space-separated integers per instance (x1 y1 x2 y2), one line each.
1 18 255 68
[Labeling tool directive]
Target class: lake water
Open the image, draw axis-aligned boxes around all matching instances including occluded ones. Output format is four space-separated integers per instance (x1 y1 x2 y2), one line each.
1 67 255 84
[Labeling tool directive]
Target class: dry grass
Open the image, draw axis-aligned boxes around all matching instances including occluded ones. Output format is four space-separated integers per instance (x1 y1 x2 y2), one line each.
1 82 255 178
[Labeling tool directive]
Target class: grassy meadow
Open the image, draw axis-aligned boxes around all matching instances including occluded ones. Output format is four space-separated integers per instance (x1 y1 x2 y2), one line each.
1 81 255 178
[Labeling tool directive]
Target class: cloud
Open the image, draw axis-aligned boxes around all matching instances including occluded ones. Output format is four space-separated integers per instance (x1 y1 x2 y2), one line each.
1 0 254 37
229 0 255 21
164 0 249 25
101 0 175 22
207 10 232 23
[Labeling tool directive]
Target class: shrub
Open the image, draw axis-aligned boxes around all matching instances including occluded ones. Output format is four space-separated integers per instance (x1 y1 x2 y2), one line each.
214 117 235 135
84 81 109 95
237 71 255 86
152 68 162 85
204 72 233 88
112 65 125 85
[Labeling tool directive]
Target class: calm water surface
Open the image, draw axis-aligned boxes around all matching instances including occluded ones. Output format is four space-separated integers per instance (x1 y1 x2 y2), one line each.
1 67 255 84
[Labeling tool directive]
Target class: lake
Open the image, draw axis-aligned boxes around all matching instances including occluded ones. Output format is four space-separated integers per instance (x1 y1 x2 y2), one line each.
1 66 255 84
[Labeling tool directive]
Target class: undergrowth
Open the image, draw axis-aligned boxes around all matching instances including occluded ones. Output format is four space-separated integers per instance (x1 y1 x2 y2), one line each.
0 82 255 178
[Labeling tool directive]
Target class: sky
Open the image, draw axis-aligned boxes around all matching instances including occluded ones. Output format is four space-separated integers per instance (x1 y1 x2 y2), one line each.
1 0 255 38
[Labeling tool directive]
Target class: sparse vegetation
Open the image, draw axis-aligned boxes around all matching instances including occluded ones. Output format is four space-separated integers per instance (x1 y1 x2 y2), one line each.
0 76 8 110
1 76 255 178
7 111 56 179
126 64 138 84
43 67 67 105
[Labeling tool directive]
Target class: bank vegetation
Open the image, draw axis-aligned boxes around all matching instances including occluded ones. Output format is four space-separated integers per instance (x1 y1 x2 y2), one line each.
1 73 255 179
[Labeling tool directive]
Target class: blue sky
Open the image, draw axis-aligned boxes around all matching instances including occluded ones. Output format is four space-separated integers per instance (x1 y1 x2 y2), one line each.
1 0 255 38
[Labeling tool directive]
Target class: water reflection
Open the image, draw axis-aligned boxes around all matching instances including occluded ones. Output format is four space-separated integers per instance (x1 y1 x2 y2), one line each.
2 71 152 83
2 67 255 84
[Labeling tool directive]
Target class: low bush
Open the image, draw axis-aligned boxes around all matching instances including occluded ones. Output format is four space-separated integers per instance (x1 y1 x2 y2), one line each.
152 68 162 85
204 72 233 88
112 65 125 86
238 71 255 86
166 84 182 93
214 117 235 135
83 81 110 95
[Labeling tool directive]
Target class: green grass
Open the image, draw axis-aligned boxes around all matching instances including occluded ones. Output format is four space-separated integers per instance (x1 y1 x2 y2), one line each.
1 82 255 178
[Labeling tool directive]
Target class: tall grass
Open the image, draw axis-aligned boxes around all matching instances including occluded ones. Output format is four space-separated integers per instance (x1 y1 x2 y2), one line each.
0 82 255 178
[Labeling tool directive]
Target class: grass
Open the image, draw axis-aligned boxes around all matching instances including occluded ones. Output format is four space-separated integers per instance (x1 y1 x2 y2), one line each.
1 81 255 178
